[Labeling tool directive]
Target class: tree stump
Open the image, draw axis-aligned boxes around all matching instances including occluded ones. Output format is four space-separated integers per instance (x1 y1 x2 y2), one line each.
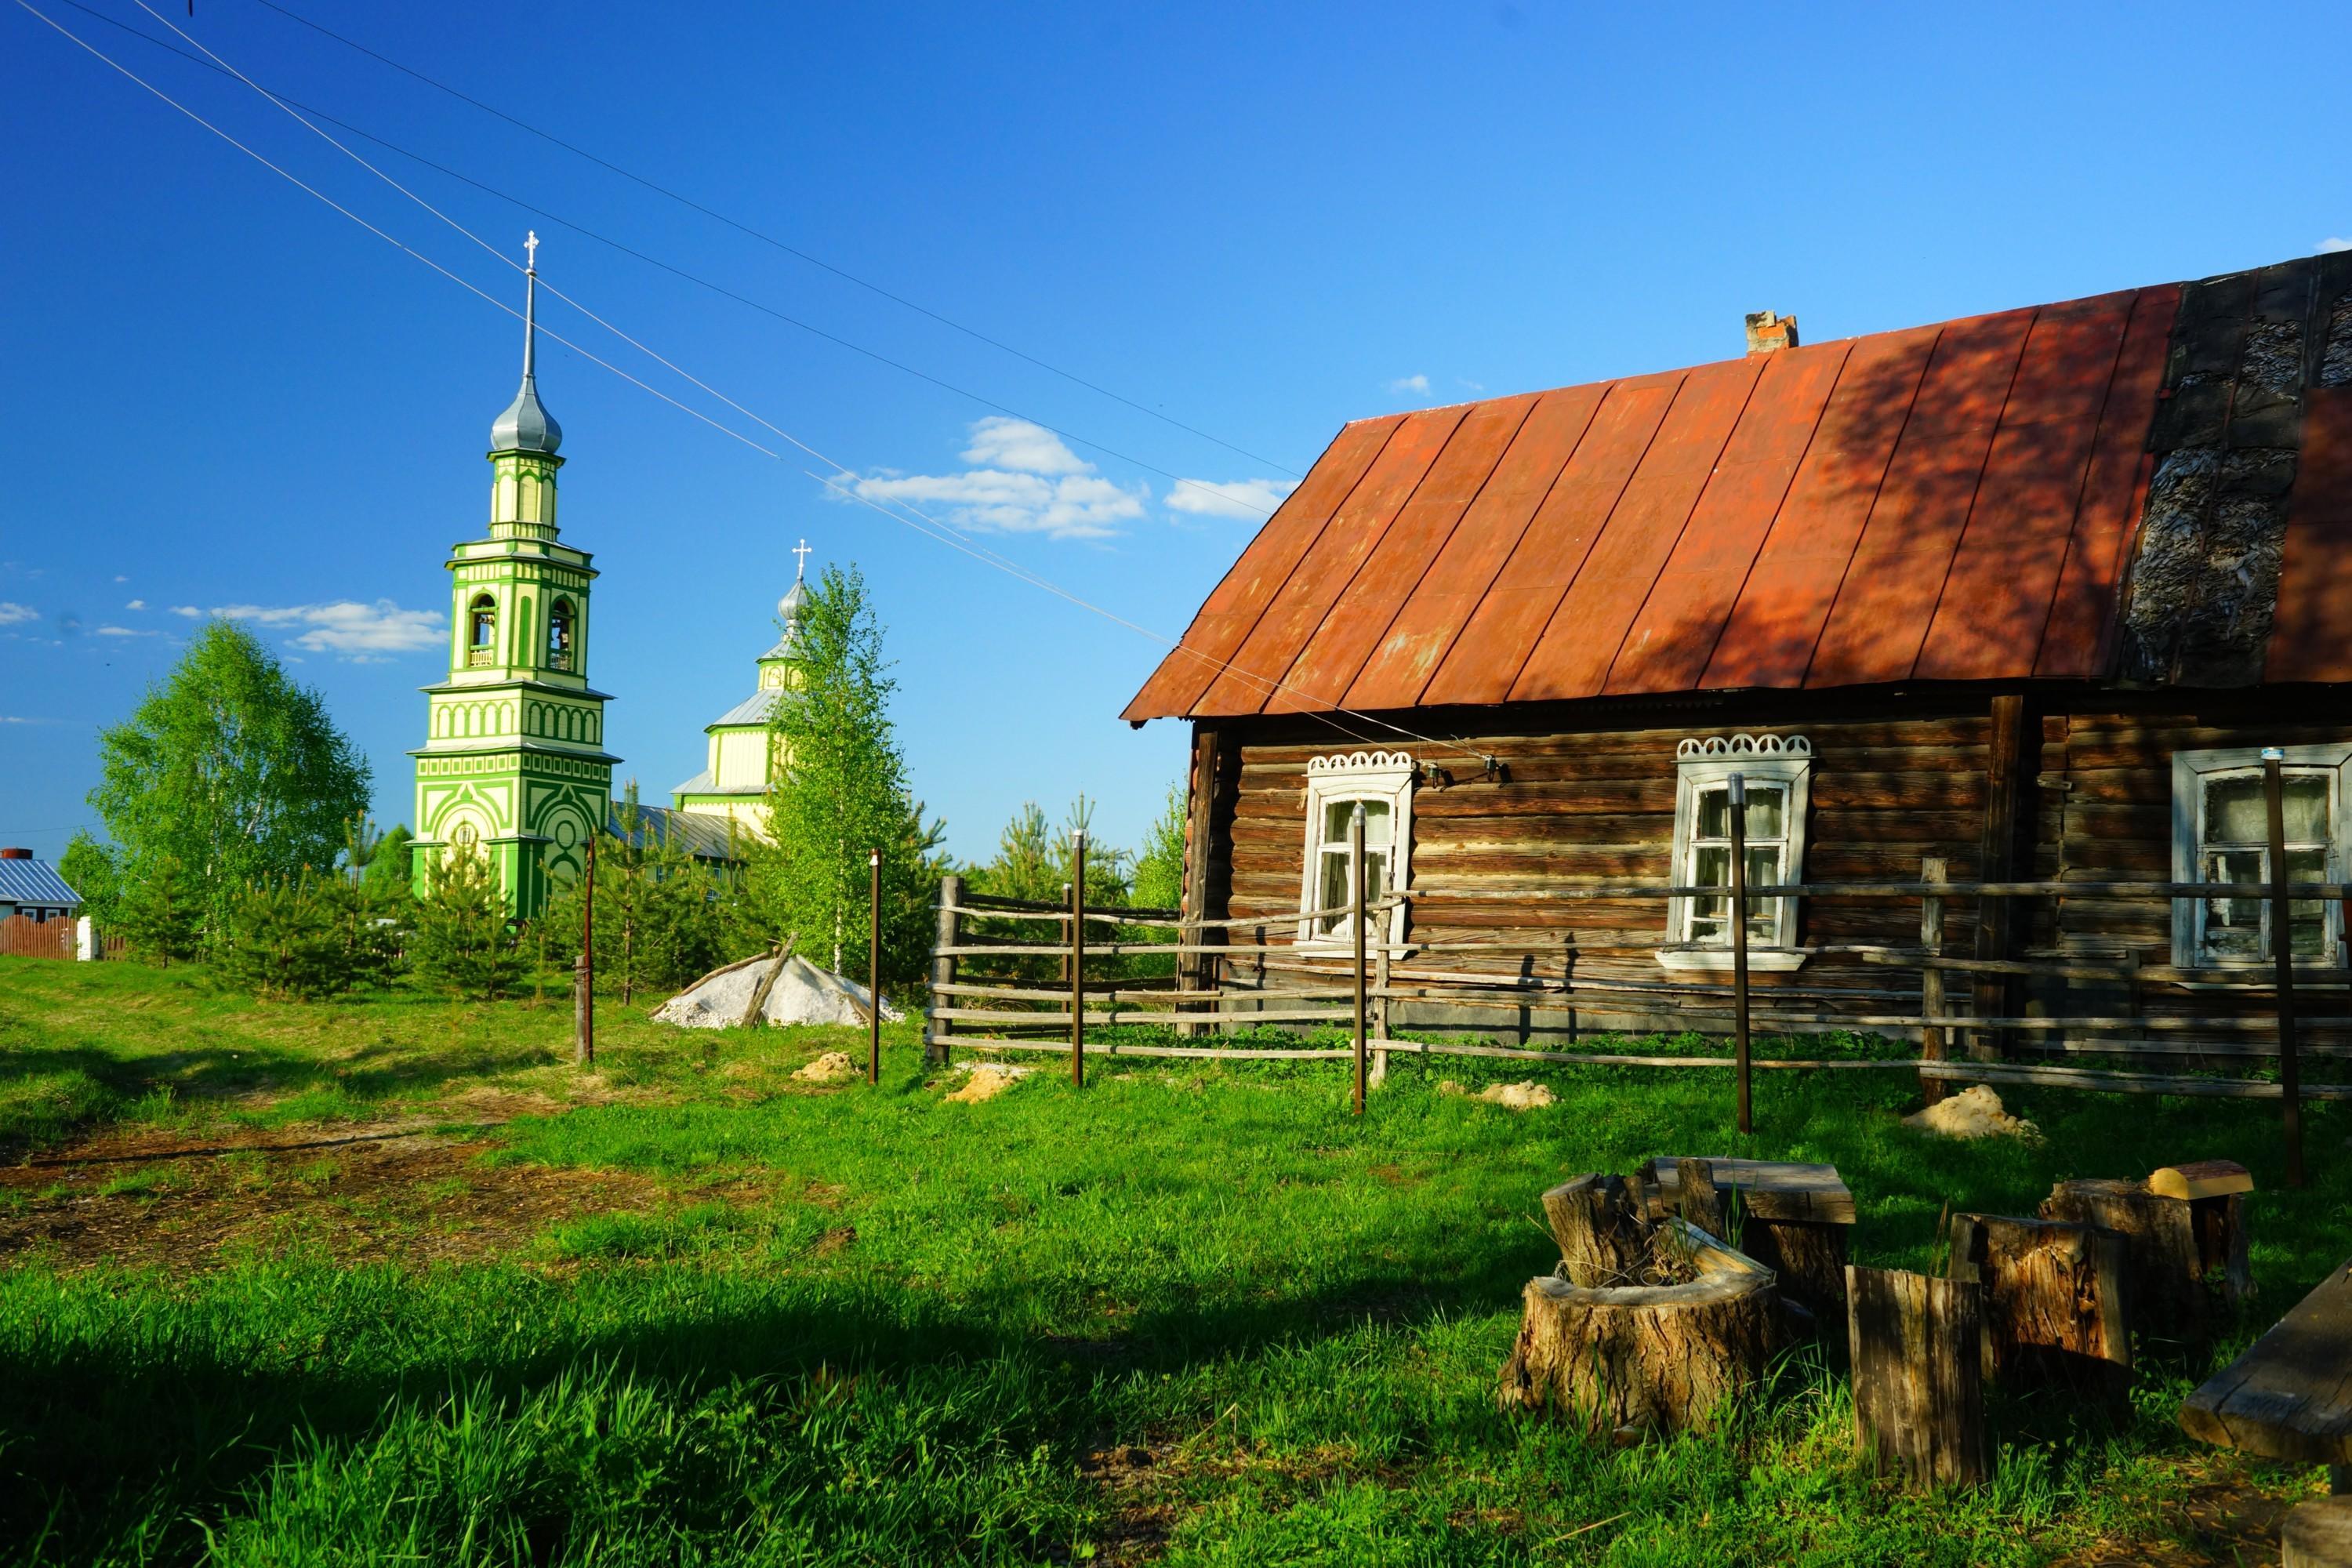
2041 1174 2249 1344
1947 1214 2131 1401
2285 1497 2352 1567
1501 1218 1783 1433
1847 1265 1987 1490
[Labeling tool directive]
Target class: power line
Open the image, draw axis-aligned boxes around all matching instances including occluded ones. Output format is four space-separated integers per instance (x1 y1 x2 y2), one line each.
250 0 1302 481
49 0 1283 521
18 0 1488 768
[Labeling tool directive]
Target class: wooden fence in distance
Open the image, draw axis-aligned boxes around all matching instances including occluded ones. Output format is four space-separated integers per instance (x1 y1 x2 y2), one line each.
0 914 75 960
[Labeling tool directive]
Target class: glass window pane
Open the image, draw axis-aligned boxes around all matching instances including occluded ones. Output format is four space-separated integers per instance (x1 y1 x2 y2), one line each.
2288 848 2329 958
1688 895 1727 943
2202 848 2263 960
1743 785 1785 840
1317 851 1349 932
2284 775 2330 842
1694 844 1730 888
2205 775 2267 844
1323 800 1356 842
1696 788 1727 840
1360 799 1392 850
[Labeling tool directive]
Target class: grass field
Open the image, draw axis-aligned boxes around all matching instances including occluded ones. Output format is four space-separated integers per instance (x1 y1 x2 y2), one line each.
0 956 2342 1566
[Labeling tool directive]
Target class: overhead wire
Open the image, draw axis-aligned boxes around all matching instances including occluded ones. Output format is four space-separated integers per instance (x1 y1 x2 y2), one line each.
249 0 1302 481
19 0 1494 768
49 0 1282 521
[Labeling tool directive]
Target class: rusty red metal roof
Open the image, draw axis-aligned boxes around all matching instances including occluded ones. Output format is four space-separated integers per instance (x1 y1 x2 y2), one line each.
1124 256 2351 722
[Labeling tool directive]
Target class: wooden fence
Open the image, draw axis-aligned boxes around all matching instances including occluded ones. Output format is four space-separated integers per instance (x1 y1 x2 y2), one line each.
0 914 75 960
930 824 2351 1185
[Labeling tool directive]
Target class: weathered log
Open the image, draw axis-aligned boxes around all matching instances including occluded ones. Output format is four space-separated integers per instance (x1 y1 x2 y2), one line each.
2040 1176 2249 1344
1500 1220 1783 1433
1947 1214 2130 1399
1675 1158 1726 1239
2181 1253 2352 1468
2151 1158 2254 1201
1541 1174 1649 1285
1848 1265 1987 1490
2285 1497 2352 1567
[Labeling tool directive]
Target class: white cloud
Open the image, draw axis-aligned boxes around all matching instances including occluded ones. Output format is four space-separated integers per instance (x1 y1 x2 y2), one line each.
209 599 446 659
96 625 154 637
1457 378 1486 393
2320 237 2352 253
1166 477 1296 521
112 575 127 583
169 605 200 618
0 602 34 626
1388 373 1430 394
843 419 1144 539
959 416 1089 476
125 599 147 611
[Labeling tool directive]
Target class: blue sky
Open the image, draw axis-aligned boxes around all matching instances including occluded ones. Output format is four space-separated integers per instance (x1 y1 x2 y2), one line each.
3 0 2347 867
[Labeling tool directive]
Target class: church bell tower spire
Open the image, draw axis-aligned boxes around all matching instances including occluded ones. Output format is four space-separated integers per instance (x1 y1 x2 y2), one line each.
411 233 615 917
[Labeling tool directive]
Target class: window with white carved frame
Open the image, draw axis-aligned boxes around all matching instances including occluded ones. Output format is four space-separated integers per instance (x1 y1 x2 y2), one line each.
2172 746 2350 967
1297 751 1415 949
1662 735 1812 972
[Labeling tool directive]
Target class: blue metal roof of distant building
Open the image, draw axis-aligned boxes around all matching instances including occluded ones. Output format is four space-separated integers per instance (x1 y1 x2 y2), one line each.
0 858 81 907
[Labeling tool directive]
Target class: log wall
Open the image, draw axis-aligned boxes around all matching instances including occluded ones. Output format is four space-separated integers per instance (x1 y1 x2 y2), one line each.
1192 687 2352 1042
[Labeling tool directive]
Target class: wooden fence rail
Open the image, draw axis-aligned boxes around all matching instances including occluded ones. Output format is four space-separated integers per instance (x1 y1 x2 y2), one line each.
933 793 2344 1179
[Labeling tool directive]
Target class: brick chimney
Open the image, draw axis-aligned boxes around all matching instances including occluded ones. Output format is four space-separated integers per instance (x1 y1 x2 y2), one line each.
1744 310 1798 356
0 848 31 859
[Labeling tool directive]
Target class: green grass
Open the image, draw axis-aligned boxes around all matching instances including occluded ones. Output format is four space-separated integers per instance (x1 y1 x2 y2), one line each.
0 955 2340 1564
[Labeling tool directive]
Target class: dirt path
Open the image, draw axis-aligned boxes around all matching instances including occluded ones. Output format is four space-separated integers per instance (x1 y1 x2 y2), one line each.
0 1114 660 1272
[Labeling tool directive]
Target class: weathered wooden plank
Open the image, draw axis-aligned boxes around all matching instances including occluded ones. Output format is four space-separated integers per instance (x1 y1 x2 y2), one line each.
1643 1156 1857 1224
1847 1265 1988 1490
2181 1255 2352 1465
1948 1214 2131 1398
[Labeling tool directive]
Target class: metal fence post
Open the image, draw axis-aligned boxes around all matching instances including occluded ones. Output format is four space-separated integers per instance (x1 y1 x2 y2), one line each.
577 826 596 1069
1070 831 1087 1090
1352 804 1367 1116
867 848 882 1086
1919 856 1947 1105
1729 772 1751 1135
2263 750 2305 1188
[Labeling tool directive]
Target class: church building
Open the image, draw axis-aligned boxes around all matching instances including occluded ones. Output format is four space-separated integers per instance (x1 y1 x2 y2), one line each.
408 238 615 916
670 546 811 833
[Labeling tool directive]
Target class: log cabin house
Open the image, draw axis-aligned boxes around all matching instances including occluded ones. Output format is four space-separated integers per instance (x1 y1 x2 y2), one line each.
1123 250 2352 1045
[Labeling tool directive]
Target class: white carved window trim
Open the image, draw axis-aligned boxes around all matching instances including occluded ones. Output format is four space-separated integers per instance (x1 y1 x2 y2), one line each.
1661 735 1812 973
2171 745 2351 968
1297 750 1415 951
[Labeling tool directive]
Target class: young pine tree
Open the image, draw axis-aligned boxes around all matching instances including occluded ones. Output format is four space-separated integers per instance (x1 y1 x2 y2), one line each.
115 855 202 967
216 874 349 1000
408 848 526 1000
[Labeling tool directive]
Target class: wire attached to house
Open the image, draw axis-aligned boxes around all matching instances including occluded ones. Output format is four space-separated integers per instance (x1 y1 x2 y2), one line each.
249 0 1302 481
18 0 1498 771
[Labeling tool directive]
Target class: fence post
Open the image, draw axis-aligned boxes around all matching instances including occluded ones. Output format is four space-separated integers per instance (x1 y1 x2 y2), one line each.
930 872 962 1067
1728 772 1752 1136
1372 912 1392 1085
1352 804 1368 1116
1920 857 1947 1105
577 827 596 1069
2263 751 2306 1189
867 848 882 1086
1070 832 1087 1090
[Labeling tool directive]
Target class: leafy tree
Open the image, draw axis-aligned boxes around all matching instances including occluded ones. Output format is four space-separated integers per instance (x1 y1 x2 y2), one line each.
408 848 526 1000
743 564 946 986
971 795 1131 906
58 832 122 931
215 875 348 1000
114 855 202 967
362 825 416 899
1131 781 1188 913
89 620 371 949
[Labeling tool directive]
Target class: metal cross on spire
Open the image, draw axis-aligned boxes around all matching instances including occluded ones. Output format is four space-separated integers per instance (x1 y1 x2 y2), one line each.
524 229 539 274
792 539 813 579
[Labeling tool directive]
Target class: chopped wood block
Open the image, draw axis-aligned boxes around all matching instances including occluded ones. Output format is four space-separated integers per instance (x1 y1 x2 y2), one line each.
2151 1159 2255 1201
2285 1496 2352 1567
1645 1156 1855 1224
2182 1255 2352 1466
1948 1214 2130 1399
1847 1265 1987 1490
1501 1221 1782 1434
1650 1156 1854 1318
2042 1177 2250 1341
1675 1158 1726 1239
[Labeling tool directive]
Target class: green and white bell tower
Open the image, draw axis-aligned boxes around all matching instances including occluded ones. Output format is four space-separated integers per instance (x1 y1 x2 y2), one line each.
410 234 615 916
